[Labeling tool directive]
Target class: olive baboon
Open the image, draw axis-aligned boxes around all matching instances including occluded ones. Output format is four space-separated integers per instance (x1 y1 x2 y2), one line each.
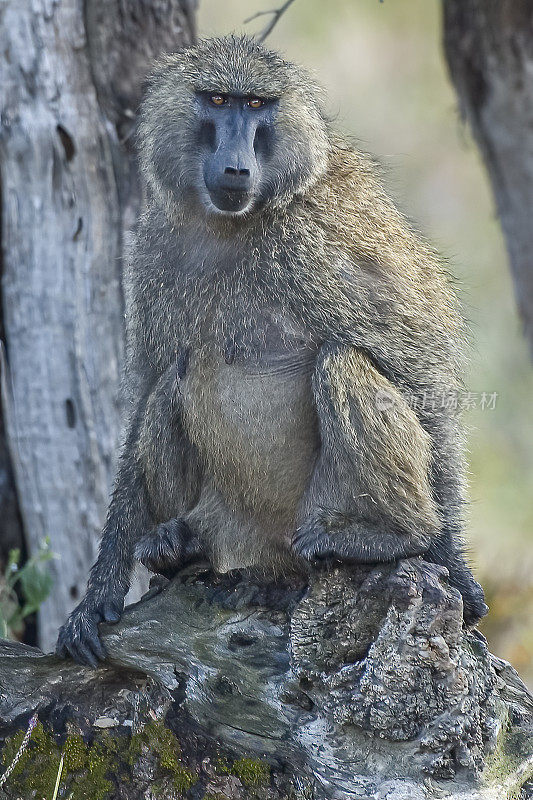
57 35 487 666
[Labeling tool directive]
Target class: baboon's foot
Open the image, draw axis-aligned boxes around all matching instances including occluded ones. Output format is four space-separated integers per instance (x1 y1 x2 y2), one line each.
447 564 488 626
135 519 204 578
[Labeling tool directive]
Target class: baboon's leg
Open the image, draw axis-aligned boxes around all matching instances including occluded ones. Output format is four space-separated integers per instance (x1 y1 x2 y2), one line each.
139 354 202 524
134 356 206 577
294 343 439 563
294 343 486 624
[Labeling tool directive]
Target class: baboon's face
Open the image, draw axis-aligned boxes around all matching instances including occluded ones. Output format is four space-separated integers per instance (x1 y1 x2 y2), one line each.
194 91 278 215
139 38 330 220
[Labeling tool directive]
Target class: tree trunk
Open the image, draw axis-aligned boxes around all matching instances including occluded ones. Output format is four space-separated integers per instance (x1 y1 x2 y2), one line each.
0 0 197 651
443 0 533 356
0 561 531 799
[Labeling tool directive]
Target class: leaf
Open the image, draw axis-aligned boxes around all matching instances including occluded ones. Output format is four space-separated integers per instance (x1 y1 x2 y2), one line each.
18 562 53 616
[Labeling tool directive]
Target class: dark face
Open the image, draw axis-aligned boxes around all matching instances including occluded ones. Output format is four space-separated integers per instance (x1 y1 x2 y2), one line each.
195 92 278 215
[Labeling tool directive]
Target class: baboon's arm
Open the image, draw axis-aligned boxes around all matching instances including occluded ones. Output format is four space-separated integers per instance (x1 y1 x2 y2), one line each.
293 344 440 563
56 390 154 666
88 397 154 603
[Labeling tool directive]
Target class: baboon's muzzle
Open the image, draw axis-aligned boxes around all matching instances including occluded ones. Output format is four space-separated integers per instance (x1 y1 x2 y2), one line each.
203 106 259 214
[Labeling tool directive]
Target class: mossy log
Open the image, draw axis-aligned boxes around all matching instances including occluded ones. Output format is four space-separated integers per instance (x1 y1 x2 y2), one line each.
0 559 532 799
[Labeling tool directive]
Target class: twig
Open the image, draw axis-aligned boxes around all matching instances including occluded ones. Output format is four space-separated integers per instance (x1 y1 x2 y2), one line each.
244 0 297 42
51 753 64 800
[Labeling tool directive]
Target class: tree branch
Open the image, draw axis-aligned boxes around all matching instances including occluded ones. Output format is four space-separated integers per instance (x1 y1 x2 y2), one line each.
443 0 533 358
244 0 297 43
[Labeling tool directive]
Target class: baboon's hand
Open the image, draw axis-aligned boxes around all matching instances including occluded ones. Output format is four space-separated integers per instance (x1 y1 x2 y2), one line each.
55 590 124 668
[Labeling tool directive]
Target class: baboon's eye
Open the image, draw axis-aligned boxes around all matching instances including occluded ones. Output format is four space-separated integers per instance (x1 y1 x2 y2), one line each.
210 94 227 106
248 98 264 109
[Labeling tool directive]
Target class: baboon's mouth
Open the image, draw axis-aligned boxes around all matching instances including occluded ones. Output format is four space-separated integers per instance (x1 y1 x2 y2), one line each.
207 187 251 214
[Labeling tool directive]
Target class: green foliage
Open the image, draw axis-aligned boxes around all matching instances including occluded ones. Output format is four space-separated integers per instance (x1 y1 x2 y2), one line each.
0 539 54 639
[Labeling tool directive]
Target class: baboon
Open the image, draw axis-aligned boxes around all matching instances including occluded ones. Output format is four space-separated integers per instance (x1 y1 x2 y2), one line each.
57 35 487 666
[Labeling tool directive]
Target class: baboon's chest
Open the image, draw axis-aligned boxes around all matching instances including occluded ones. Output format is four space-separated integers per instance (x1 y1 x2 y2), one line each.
181 312 320 524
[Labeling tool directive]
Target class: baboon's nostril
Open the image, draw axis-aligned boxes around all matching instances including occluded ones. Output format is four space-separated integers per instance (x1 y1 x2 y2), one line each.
223 167 250 177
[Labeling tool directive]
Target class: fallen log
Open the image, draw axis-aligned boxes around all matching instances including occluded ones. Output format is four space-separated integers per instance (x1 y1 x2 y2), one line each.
0 558 531 799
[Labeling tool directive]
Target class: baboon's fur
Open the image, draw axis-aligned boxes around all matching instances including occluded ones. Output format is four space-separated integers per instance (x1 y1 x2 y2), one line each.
57 36 486 666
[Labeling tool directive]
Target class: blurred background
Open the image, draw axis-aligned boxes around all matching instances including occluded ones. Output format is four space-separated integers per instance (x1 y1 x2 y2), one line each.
202 0 533 683
1 0 531 684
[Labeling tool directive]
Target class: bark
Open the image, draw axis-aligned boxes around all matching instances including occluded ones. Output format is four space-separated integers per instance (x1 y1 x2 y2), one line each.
0 214 23 570
0 561 531 799
0 413 22 565
0 0 197 651
443 0 533 356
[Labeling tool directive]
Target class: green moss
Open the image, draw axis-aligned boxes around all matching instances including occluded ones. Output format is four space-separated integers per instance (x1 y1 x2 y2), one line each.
71 771 113 800
203 794 230 800
74 734 116 800
63 733 89 772
0 723 117 800
126 730 144 767
1 717 202 799
30 721 54 755
127 720 197 793
214 755 232 774
173 764 197 792
149 721 182 772
1 727 31 781
232 757 270 788
1 722 60 797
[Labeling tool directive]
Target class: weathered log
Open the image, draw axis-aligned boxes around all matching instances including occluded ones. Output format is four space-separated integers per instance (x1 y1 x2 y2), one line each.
0 559 531 799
